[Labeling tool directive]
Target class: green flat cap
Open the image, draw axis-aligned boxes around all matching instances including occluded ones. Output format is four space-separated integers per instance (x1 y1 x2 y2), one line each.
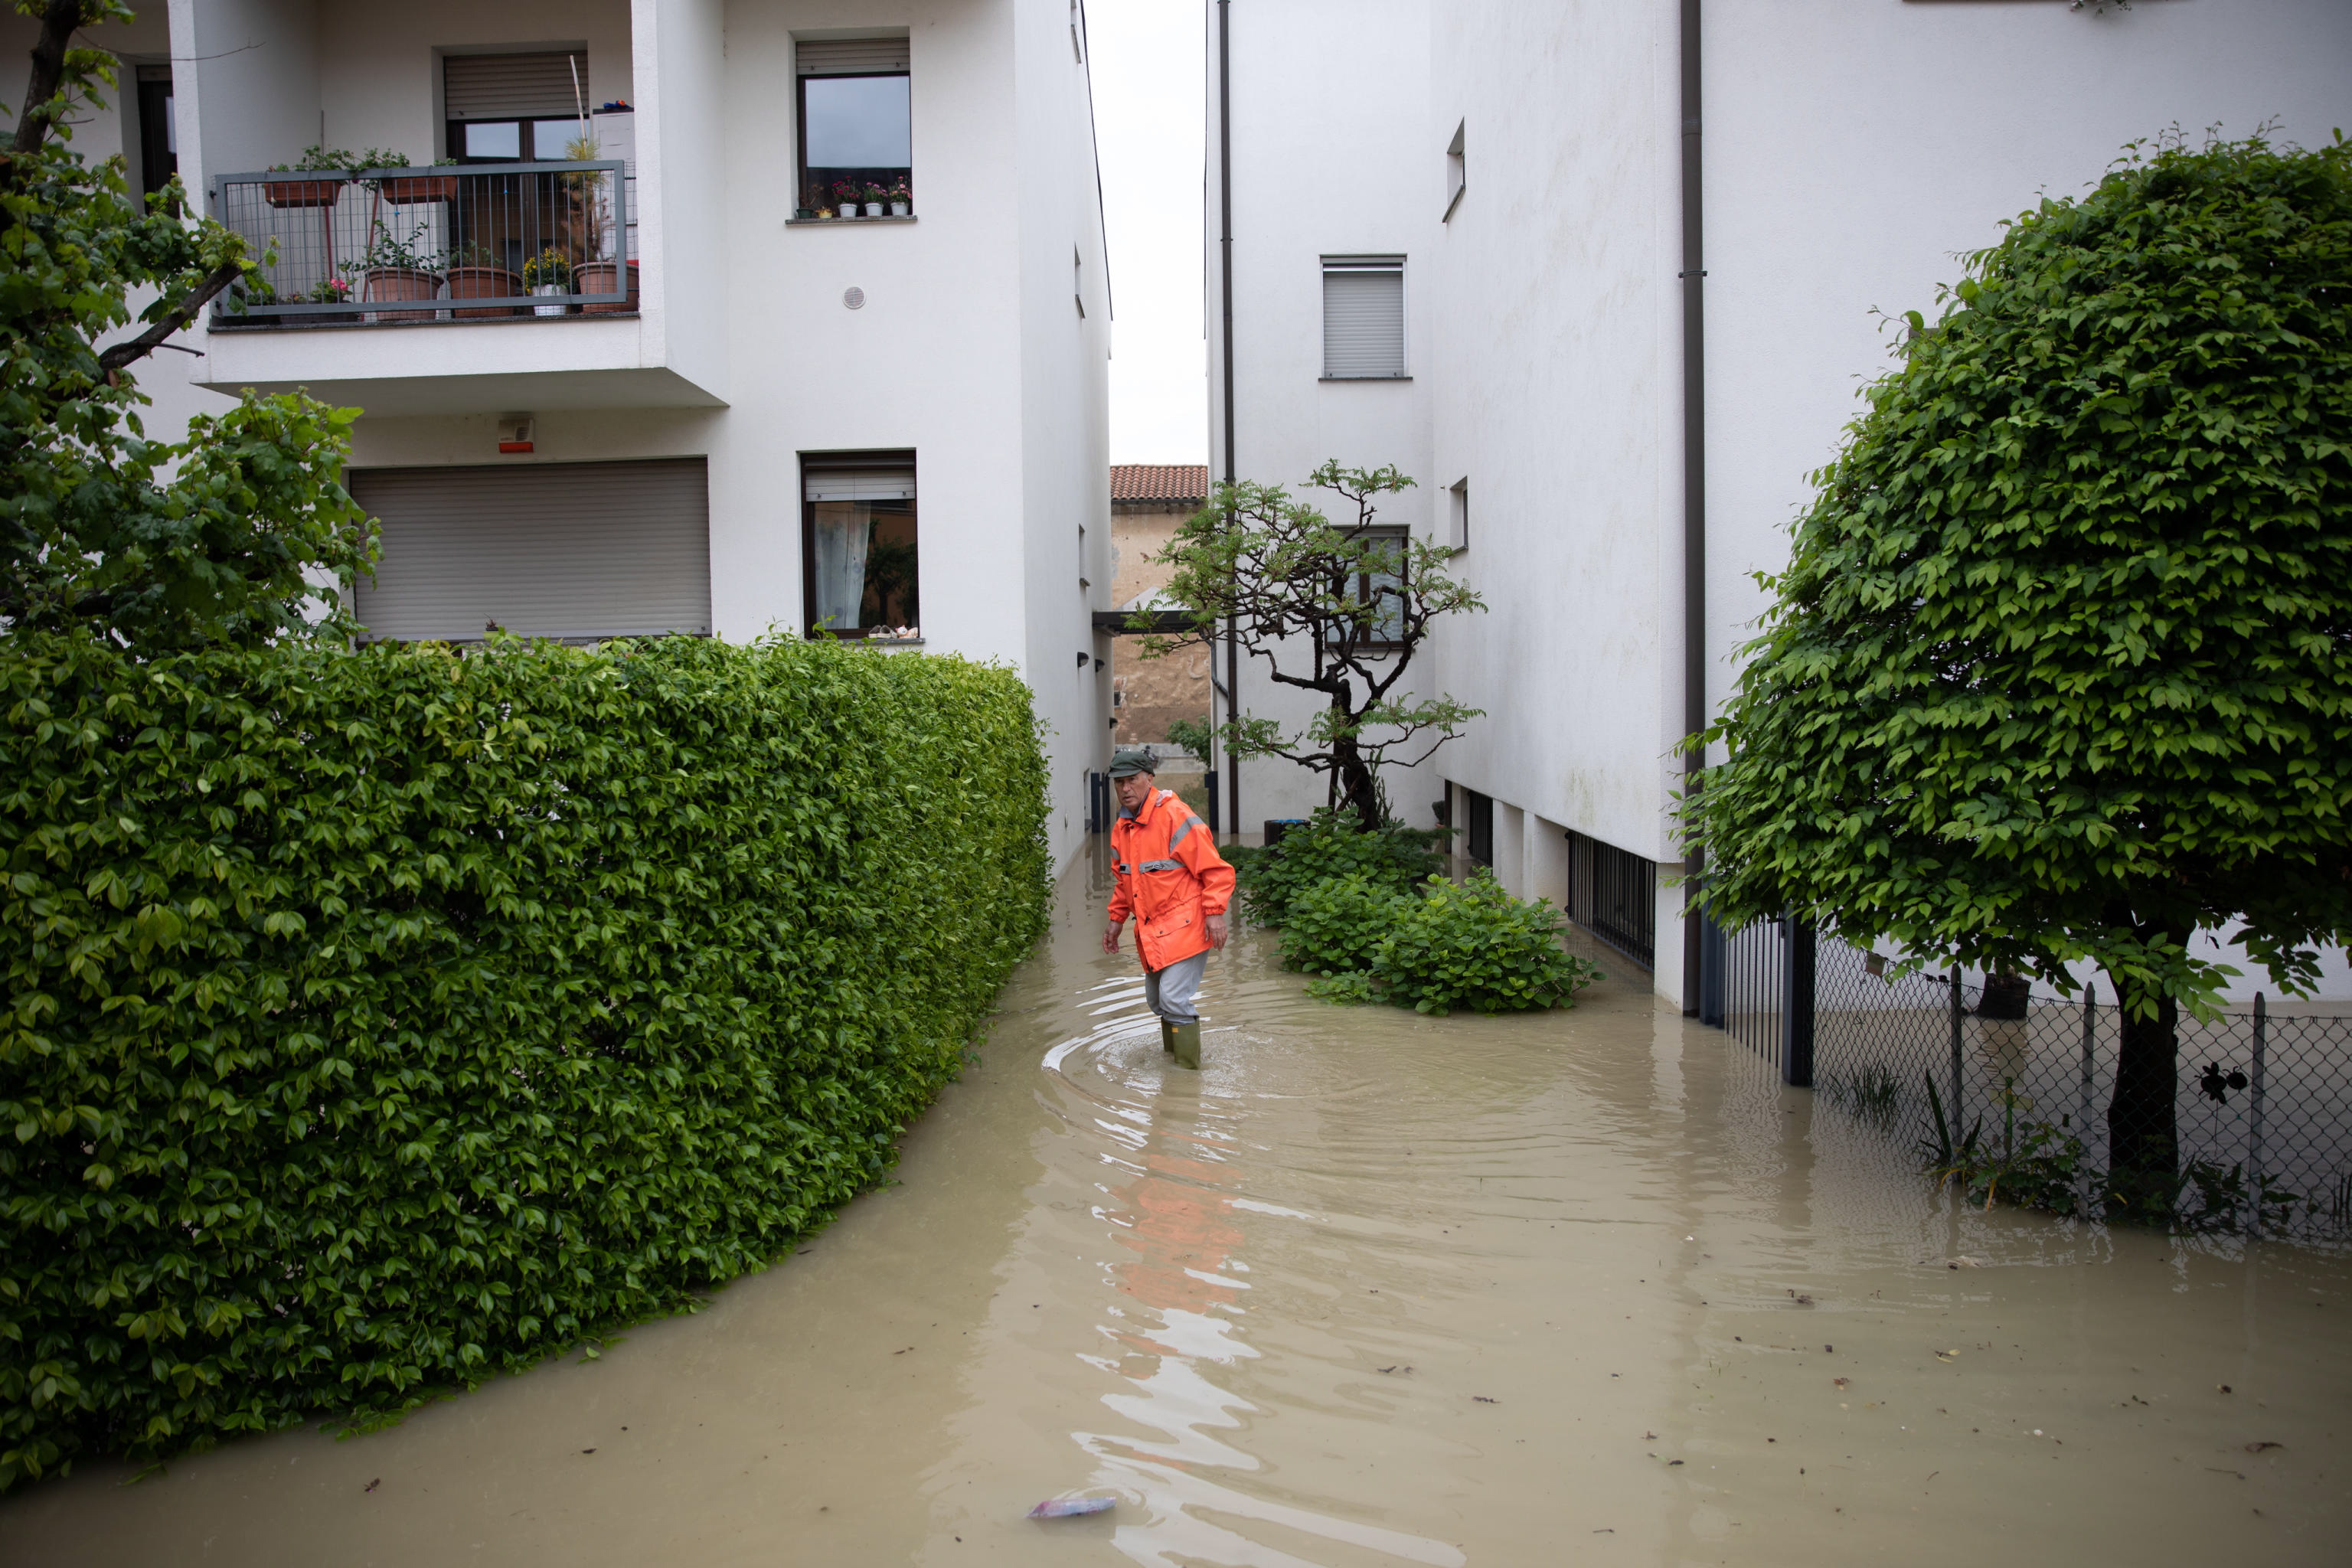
1107 749 1158 778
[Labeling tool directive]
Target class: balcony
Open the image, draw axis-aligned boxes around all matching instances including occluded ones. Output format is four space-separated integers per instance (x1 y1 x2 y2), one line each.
177 1 729 419
212 161 636 325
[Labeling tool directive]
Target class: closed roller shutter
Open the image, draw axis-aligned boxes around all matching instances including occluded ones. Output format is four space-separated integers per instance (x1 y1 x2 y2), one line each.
351 459 710 642
796 36 910 75
1322 261 1406 378
444 51 586 121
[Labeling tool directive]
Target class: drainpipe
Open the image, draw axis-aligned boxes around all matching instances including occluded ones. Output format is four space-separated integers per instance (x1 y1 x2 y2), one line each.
1678 0 1708 1015
1217 0 1240 839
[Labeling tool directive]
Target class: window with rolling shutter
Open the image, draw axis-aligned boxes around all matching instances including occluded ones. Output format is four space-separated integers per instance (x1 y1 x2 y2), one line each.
801 452 919 637
795 34 913 214
350 459 709 644
445 51 585 119
1321 257 1407 379
443 51 590 162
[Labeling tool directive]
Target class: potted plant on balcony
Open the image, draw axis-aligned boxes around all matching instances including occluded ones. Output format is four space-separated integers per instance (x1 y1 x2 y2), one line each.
305 274 359 325
887 178 912 217
379 160 464 205
353 216 445 323
830 178 861 219
445 244 521 318
523 248 574 316
860 181 888 218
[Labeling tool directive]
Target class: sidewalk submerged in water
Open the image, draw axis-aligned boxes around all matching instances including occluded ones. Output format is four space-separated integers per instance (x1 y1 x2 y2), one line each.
5 860 2347 1565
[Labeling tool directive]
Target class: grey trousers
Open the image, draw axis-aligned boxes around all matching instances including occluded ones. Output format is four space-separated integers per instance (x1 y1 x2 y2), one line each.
1144 949 1209 1024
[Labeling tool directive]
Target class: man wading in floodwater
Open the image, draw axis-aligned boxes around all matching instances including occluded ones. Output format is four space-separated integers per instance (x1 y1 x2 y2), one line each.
1102 750 1235 1070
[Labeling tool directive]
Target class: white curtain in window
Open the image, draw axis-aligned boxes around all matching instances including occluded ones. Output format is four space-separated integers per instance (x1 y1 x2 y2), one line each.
812 501 874 631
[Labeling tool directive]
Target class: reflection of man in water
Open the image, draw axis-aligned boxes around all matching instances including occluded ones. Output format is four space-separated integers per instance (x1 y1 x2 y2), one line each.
1102 750 1234 1069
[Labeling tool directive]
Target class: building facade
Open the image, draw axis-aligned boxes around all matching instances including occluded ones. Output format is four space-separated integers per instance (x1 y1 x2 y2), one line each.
1208 0 2352 1008
16 0 1116 867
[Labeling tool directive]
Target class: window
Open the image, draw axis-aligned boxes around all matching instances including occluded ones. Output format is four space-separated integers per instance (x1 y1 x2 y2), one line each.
802 452 918 638
798 37 912 214
1464 788 1494 867
444 51 590 161
1344 526 1409 649
1449 477 1469 553
1443 119 1465 220
134 65 175 207
1321 257 1406 379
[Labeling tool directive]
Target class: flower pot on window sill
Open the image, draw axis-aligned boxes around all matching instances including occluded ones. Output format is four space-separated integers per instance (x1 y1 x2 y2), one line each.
863 201 885 217
573 260 639 315
889 201 910 217
360 266 442 323
446 265 522 318
531 283 572 318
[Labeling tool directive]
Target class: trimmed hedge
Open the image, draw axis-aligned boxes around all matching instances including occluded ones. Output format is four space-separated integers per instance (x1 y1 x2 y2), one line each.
1288 871 1602 1016
0 634 1050 1488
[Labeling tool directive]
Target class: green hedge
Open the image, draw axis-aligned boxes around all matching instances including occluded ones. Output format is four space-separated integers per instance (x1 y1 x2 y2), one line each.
0 634 1050 1488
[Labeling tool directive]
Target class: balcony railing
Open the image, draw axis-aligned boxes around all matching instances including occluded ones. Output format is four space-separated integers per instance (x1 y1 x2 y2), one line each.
209 162 633 325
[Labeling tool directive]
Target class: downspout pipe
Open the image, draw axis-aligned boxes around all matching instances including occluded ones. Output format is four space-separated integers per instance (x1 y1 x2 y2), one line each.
1217 0 1240 840
1679 0 1709 1015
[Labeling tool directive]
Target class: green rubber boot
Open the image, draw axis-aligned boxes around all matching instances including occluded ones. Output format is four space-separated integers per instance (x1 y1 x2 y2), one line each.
1171 1021 1201 1070
1160 1020 1176 1055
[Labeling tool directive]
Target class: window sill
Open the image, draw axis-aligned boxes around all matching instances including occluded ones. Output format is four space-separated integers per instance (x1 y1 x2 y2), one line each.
786 215 919 227
1319 374 1413 382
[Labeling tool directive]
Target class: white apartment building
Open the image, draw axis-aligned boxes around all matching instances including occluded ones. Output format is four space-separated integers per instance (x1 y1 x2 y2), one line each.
15 0 1115 866
1207 0 2352 1008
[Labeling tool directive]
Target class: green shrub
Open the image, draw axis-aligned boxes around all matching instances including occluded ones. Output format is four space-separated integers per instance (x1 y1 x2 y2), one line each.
0 632 1050 1489
1278 873 1410 975
1370 872 1602 1016
1235 810 1446 926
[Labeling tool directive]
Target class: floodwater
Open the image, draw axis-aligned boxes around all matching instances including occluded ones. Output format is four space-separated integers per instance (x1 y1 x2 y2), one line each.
5 859 2348 1566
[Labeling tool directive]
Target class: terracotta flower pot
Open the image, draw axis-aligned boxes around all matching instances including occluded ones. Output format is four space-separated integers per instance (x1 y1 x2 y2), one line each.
361 266 442 323
379 174 462 205
262 177 346 208
574 260 640 316
444 265 521 318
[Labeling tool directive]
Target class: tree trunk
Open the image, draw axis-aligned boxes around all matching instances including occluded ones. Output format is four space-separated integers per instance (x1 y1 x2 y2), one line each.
2105 971 2180 1198
1329 724 1382 833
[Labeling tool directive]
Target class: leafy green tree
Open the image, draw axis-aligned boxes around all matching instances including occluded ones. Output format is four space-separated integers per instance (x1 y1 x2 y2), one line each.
1681 131 2352 1192
2 1 375 650
1140 462 1484 831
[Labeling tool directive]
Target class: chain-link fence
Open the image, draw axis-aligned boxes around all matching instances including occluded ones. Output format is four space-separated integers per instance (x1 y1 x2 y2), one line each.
1711 919 2352 1240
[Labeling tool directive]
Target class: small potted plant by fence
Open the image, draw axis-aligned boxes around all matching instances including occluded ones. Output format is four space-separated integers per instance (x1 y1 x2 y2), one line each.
887 177 911 217
354 217 444 322
444 245 521 318
861 180 888 218
379 161 464 205
523 248 573 315
306 274 359 325
831 178 861 218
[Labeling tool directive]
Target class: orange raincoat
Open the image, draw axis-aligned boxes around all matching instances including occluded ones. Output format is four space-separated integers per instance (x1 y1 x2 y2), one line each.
1108 786 1236 971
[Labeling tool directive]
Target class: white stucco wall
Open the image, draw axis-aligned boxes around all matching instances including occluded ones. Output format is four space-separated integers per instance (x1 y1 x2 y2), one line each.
1207 0 1439 834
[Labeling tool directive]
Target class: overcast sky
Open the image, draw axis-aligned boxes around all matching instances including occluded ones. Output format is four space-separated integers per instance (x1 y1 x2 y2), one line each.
1090 2 1208 466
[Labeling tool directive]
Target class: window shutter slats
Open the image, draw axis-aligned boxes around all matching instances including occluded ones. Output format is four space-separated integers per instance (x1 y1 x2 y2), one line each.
1322 266 1406 378
351 459 709 642
796 37 912 76
444 51 588 122
803 469 916 502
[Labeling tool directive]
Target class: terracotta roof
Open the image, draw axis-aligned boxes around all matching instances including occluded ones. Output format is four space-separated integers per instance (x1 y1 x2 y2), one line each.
1110 464 1210 505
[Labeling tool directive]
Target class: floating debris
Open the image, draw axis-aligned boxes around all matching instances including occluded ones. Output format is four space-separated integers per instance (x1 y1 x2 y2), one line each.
1028 1496 1116 1519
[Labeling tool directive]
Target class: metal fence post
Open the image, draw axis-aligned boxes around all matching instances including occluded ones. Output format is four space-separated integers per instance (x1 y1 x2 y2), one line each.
2079 984 2096 1138
1782 917 1815 1088
2249 991 2268 1237
1949 968 1965 1122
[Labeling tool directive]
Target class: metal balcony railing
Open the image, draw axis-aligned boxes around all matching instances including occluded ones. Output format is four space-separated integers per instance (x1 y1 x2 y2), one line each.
208 162 633 324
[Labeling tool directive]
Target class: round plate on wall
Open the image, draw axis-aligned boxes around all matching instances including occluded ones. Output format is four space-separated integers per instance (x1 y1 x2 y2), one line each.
843 286 865 309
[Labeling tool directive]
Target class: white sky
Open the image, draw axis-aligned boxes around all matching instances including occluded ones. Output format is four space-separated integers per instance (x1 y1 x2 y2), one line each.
1089 1 1208 466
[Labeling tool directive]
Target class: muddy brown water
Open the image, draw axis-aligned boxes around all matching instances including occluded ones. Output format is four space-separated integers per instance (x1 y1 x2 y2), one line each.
5 861 2347 1565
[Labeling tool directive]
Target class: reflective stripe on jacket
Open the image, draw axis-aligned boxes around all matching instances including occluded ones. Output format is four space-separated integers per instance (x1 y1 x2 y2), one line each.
1108 786 1236 972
